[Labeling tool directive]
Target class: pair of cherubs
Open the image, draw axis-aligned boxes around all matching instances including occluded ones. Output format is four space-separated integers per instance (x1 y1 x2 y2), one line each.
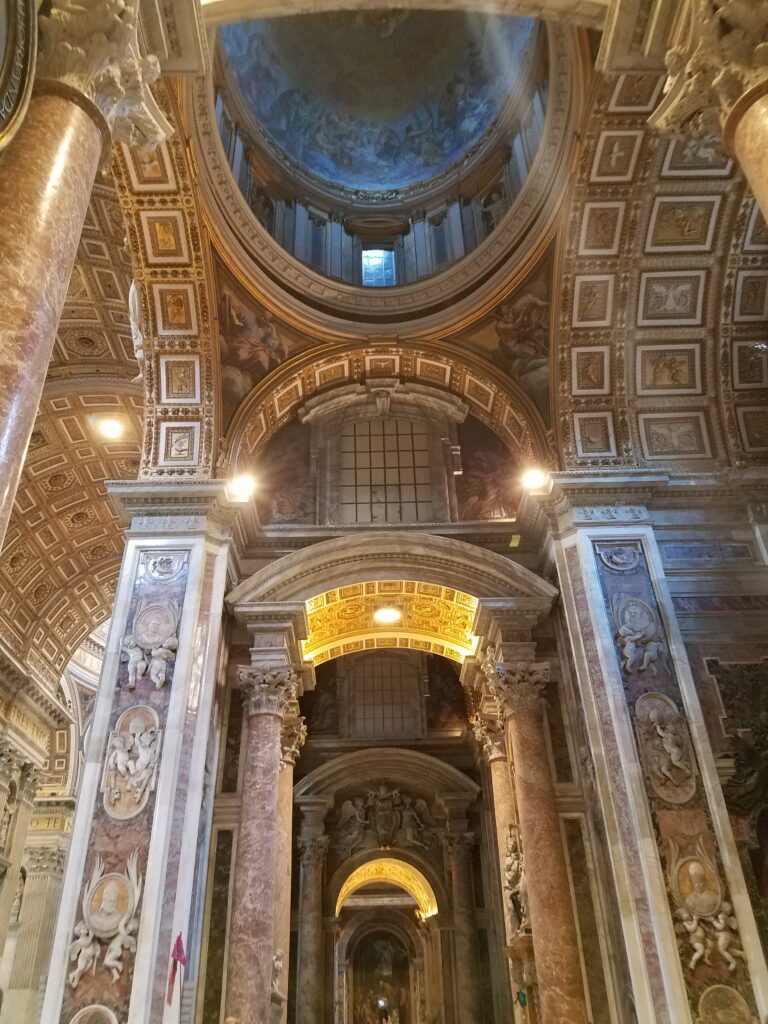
121 633 178 690
677 903 747 972
106 725 158 805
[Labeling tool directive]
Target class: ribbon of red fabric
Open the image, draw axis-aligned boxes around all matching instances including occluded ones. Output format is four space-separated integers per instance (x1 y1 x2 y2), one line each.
166 932 187 1005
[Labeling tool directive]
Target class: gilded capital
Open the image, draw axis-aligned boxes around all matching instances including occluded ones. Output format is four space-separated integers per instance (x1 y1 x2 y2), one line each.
238 665 299 719
649 1 768 137
36 0 172 146
280 715 307 769
298 835 330 867
483 654 549 717
470 712 506 762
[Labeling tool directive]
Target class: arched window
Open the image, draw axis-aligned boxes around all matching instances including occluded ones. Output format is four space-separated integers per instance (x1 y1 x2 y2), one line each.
338 417 434 525
347 654 424 740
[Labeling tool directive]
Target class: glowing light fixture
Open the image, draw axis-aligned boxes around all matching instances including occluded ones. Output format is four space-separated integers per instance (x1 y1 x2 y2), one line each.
97 418 124 440
226 473 257 502
373 606 401 625
521 466 548 491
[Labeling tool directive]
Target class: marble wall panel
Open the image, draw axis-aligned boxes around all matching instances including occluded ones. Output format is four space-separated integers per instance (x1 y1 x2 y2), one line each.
592 541 758 1016
60 551 190 1023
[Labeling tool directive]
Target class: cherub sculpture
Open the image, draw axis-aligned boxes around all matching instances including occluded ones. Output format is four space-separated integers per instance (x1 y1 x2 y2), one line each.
120 634 147 690
68 922 100 988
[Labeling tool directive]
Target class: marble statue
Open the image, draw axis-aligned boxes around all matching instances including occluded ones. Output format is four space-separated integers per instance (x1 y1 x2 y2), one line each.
120 634 147 690
148 636 178 688
128 281 145 384
504 825 529 932
103 916 138 981
68 922 100 988
102 708 162 818
335 797 369 854
272 947 284 993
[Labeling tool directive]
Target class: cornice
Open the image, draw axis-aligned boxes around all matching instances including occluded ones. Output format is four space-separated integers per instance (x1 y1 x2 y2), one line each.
0 647 71 729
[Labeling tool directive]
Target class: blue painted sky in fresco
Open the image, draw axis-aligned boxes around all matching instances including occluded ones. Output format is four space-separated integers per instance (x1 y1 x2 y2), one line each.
220 13 534 192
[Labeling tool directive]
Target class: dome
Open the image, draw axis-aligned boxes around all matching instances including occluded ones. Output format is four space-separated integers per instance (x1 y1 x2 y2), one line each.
219 11 537 197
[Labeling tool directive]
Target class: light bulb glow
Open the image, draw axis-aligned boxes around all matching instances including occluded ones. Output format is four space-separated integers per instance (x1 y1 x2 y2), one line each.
521 467 547 491
227 473 257 502
373 607 401 625
97 418 124 440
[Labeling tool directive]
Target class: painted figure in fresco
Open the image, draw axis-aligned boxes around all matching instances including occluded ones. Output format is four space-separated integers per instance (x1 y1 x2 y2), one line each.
219 286 288 424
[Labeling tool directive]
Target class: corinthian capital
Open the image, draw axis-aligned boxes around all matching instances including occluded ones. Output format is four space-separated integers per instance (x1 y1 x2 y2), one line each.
36 0 172 146
26 846 66 877
649 1 768 137
280 715 307 769
441 831 475 861
483 655 549 717
298 835 329 867
238 666 299 718
470 713 506 762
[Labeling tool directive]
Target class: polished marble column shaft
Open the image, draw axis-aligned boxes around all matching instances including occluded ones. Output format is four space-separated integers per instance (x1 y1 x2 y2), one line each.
488 661 587 1024
732 93 768 223
0 91 103 551
443 832 483 1024
296 835 329 1024
226 669 297 1024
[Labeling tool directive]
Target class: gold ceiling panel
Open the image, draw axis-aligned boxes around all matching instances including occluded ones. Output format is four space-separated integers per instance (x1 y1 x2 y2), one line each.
302 580 478 665
336 857 438 921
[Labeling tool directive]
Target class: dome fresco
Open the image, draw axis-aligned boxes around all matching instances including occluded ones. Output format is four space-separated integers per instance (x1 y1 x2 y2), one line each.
219 11 536 193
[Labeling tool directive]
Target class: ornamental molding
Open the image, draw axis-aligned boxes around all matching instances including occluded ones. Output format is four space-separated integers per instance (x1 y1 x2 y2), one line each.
36 0 172 146
25 845 66 876
470 712 507 762
238 665 299 717
649 1 768 137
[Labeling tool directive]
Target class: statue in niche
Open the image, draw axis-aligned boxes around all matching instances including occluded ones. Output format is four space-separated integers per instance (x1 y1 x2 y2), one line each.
611 594 665 675
669 836 746 975
635 693 696 804
102 707 162 820
128 281 145 385
503 825 529 932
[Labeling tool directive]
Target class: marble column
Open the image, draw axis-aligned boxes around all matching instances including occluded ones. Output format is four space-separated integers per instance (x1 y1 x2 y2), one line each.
649 2 768 221
484 658 588 1024
0 766 38 958
226 667 298 1024
0 0 168 552
442 831 483 1024
272 712 307 1021
0 845 65 1024
296 833 330 1024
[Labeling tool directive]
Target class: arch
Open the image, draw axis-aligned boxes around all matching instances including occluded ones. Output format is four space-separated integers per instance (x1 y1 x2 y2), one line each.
226 340 552 471
227 531 557 614
336 858 438 921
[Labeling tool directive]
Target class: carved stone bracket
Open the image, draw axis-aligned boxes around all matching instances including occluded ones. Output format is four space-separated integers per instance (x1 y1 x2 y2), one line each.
649 0 768 137
36 0 172 148
297 835 330 868
238 666 299 718
280 715 307 769
482 653 549 717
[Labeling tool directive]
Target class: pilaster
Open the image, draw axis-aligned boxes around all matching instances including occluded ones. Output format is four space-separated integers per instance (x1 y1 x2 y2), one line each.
41 484 233 1024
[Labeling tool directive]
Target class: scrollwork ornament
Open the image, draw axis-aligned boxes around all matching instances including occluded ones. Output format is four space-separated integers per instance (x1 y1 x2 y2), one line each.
36 0 172 146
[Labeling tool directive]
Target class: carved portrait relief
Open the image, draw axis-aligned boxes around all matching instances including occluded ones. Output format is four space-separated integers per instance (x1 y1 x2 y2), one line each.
697 984 758 1024
635 693 696 804
100 706 162 820
68 1007 120 1024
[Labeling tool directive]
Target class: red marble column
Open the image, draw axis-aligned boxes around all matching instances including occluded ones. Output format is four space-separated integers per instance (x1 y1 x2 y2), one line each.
442 831 483 1024
295 834 330 1024
487 660 588 1024
0 89 105 551
226 667 298 1024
